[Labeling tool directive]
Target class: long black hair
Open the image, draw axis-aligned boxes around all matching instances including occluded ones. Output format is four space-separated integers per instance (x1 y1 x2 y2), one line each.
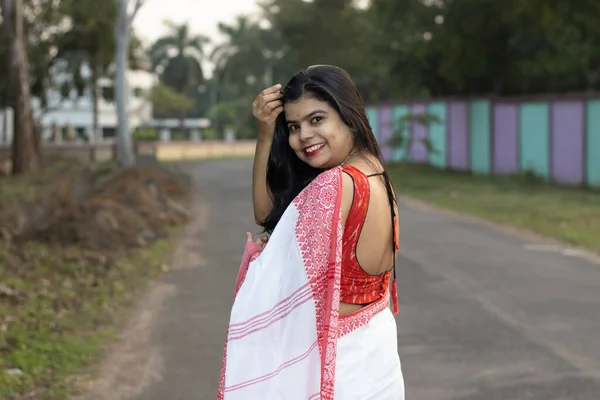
260 65 390 233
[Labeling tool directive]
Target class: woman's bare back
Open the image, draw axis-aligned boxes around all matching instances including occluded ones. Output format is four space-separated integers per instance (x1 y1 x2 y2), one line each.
339 155 399 315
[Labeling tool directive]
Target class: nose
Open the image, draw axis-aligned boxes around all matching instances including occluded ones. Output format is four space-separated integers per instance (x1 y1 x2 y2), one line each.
298 126 315 141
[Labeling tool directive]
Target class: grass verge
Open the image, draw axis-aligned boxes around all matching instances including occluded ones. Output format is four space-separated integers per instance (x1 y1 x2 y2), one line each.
0 158 189 399
0 231 182 399
388 163 600 254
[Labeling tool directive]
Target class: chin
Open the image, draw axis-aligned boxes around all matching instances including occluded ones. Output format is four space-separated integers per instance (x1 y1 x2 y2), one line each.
295 151 326 169
306 155 332 169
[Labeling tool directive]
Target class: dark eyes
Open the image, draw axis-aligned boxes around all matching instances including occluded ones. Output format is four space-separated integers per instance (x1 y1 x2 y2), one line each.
288 116 323 132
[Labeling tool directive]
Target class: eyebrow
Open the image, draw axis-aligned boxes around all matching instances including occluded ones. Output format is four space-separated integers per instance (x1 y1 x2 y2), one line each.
286 110 327 125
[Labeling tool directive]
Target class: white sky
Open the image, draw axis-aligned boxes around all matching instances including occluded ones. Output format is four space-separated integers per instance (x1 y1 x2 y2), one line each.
134 0 261 75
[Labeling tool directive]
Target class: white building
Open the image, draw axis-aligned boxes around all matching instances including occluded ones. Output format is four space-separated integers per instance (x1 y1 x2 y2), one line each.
0 63 212 145
0 65 157 144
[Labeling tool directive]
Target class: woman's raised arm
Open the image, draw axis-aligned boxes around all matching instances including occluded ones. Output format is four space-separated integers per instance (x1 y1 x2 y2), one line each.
251 84 283 224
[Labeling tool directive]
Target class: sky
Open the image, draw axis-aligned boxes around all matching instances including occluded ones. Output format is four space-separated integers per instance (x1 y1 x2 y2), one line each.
133 0 261 75
134 0 260 43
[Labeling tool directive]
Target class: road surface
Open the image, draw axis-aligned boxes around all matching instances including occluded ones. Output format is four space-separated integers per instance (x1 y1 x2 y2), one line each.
81 158 600 400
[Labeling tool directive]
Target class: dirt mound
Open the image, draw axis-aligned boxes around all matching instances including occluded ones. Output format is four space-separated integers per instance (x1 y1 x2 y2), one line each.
0 163 191 250
39 197 156 250
97 165 190 200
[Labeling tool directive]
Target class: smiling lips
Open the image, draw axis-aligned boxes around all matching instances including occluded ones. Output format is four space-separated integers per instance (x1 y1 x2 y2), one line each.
303 143 326 157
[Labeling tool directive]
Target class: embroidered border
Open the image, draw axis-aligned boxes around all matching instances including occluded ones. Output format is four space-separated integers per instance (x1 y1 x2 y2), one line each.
338 291 390 337
293 167 343 400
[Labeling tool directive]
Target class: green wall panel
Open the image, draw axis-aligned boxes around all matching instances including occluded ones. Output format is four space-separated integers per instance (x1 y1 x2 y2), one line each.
366 107 379 142
586 100 600 186
427 102 447 168
519 102 550 179
391 105 410 162
469 100 492 173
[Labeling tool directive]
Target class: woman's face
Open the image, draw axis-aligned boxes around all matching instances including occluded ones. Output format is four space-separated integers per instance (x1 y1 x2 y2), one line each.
285 95 354 169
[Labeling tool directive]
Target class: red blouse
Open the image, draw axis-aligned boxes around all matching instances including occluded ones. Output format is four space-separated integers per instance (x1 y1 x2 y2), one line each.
339 165 399 314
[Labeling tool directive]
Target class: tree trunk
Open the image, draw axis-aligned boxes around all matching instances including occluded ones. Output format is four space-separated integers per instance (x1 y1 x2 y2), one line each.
91 62 101 142
114 0 134 166
213 68 225 136
2 0 42 174
179 109 186 139
0 109 6 144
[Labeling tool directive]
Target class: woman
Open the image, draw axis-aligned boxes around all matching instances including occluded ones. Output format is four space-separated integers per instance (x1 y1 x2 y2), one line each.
218 65 404 400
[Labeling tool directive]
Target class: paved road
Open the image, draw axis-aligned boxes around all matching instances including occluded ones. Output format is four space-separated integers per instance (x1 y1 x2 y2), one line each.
118 159 600 400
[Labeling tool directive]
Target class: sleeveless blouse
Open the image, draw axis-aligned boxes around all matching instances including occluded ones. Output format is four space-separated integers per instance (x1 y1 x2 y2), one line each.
339 164 400 314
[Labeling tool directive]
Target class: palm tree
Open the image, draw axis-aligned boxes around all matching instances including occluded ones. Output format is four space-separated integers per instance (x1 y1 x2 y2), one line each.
207 16 287 138
211 16 286 89
54 0 145 144
54 0 116 143
149 21 209 136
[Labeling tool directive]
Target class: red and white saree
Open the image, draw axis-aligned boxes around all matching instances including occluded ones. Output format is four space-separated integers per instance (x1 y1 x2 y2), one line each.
218 167 404 400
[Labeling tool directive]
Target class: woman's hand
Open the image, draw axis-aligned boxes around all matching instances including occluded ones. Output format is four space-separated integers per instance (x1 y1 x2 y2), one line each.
252 84 283 139
246 232 269 250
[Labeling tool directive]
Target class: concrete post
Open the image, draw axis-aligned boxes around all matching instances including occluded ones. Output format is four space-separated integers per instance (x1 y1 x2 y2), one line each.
160 128 171 142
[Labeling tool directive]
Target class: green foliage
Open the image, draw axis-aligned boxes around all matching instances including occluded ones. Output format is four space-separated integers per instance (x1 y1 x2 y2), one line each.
149 21 208 95
206 101 239 131
148 83 195 117
132 128 160 141
0 0 66 110
202 128 217 140
55 0 117 66
0 0 145 115
219 0 600 101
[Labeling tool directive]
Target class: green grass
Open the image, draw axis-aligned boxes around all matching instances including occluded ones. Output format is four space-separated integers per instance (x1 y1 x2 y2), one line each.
0 231 182 399
0 159 116 201
388 163 600 254
0 159 190 399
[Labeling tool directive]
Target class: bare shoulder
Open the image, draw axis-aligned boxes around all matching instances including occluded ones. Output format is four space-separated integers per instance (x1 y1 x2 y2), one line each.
348 155 384 176
340 169 355 225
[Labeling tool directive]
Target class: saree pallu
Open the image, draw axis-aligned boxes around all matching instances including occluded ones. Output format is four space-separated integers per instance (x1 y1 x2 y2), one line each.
218 167 404 400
